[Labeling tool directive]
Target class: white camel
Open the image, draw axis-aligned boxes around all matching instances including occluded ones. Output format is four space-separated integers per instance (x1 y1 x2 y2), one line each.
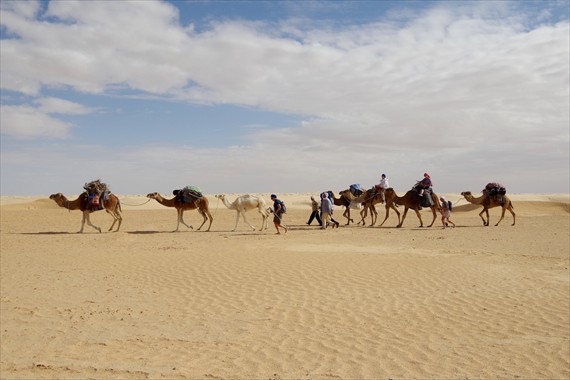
215 194 269 231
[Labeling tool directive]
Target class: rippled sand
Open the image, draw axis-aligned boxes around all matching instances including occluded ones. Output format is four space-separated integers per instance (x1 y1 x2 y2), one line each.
1 192 568 379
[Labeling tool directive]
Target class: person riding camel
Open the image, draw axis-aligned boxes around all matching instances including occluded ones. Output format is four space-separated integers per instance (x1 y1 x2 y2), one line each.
375 173 389 202
415 173 433 196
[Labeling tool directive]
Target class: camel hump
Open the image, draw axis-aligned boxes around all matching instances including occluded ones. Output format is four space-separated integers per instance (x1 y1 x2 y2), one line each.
84 179 109 194
176 186 203 203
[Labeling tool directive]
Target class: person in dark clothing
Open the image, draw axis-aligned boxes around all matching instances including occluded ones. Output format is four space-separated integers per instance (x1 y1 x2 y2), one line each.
307 196 322 226
270 194 288 234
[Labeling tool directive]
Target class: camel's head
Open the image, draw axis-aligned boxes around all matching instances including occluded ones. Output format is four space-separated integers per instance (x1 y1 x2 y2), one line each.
461 191 472 197
49 193 64 202
146 192 159 199
339 189 353 199
214 194 225 200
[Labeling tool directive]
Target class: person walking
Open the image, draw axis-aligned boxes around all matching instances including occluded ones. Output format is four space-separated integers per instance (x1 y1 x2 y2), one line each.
306 196 322 226
320 192 336 229
439 196 456 229
326 191 341 228
270 194 288 234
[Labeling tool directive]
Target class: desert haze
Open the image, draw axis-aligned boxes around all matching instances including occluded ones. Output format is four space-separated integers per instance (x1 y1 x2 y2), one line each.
1 192 569 379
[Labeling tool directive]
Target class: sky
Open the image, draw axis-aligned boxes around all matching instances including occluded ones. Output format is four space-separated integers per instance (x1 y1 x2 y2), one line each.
1 0 569 196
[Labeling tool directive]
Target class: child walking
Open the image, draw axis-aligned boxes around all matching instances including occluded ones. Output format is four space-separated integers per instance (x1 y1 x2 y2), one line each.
439 196 456 229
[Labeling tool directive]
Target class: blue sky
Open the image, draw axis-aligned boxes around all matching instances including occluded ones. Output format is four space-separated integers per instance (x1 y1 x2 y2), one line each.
1 0 569 196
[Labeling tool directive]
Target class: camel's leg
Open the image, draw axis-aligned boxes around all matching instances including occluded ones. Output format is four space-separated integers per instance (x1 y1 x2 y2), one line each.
393 205 401 226
179 209 194 230
343 208 352 225
379 204 392 226
370 205 378 226
204 210 213 231
196 207 213 231
232 212 241 231
494 203 516 227
398 208 410 228
79 212 87 233
107 204 123 232
427 206 437 227
241 211 256 231
414 208 424 227
106 209 119 232
174 209 185 231
258 210 268 231
114 210 123 231
509 204 516 226
478 209 488 226
359 206 368 226
84 211 102 233
195 210 207 230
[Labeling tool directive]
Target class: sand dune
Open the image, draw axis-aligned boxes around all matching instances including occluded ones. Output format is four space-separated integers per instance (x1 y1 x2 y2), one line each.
1 193 568 379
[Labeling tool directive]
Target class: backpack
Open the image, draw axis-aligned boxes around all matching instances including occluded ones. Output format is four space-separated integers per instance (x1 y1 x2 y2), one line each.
447 200 453 211
280 201 287 213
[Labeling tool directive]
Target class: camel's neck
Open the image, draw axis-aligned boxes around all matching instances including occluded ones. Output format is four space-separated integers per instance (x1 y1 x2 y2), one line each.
465 194 485 205
155 195 177 207
385 191 403 204
59 195 82 210
220 196 235 210
354 191 373 203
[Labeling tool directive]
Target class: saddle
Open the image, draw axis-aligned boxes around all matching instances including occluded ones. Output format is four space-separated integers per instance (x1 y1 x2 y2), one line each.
84 179 110 211
173 185 203 203
483 183 506 196
349 184 363 197
85 190 108 211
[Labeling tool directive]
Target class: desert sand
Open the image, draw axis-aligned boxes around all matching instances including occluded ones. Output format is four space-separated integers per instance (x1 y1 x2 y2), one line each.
1 191 569 379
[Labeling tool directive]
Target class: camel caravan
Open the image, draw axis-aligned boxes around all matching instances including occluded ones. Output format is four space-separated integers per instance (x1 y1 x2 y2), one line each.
49 178 515 233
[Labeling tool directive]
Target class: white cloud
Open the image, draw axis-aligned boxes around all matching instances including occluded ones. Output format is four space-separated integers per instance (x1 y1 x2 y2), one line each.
0 1 568 194
35 97 96 115
0 105 74 139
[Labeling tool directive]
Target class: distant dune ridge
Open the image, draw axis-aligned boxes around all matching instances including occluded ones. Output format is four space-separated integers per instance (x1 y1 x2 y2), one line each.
1 192 568 379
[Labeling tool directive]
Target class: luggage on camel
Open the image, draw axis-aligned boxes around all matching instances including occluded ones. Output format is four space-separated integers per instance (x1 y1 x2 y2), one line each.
83 179 110 211
349 184 363 197
483 182 507 204
483 182 506 196
420 191 434 207
173 185 203 203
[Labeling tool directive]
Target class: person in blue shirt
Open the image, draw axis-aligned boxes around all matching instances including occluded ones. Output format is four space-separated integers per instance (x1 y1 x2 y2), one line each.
270 194 288 234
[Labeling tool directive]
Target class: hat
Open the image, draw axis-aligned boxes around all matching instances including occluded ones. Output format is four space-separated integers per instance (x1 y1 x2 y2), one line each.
440 196 445 201
424 173 430 178
270 194 277 198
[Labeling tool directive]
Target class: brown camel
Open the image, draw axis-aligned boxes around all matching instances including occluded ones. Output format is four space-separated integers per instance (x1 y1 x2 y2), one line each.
460 191 515 226
383 187 441 228
49 192 122 233
146 192 213 232
327 191 354 225
354 190 401 227
340 189 397 227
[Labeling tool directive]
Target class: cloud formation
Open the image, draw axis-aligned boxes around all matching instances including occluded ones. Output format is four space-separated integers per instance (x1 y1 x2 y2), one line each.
1 0 568 195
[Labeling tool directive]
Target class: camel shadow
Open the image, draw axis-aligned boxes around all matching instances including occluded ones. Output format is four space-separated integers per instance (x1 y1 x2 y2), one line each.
127 230 213 234
20 231 76 235
219 231 271 236
127 230 165 235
